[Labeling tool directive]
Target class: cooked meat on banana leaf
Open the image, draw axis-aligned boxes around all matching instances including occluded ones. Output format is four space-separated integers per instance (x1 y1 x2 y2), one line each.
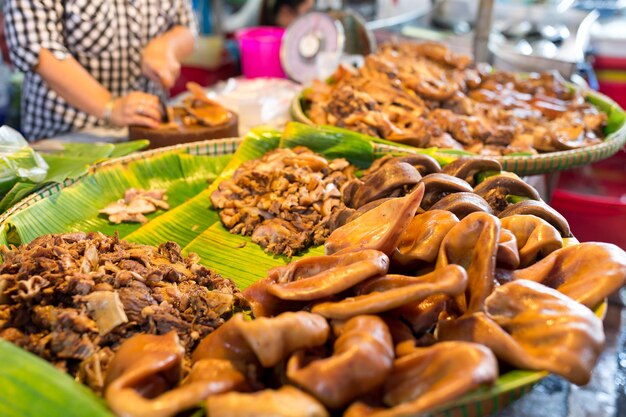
0 232 240 394
211 147 355 257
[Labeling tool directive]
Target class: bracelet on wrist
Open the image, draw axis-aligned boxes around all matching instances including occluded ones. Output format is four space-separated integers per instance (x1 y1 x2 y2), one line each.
102 99 115 126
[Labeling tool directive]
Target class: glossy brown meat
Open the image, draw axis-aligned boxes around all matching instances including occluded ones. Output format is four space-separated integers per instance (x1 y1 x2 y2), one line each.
473 175 541 214
351 162 422 209
325 183 425 256
311 265 467 320
343 402 382 417
497 228 520 269
501 215 562 267
391 294 454 337
0 232 238 393
410 41 473 70
267 250 389 301
206 386 329 417
436 212 501 314
367 154 441 177
438 280 605 385
305 42 605 155
184 358 246 390
511 242 626 309
498 199 571 237
429 192 493 219
241 276 305 317
234 311 329 367
391 210 459 269
382 317 419 357
378 342 498 416
287 315 394 409
193 312 329 370
419 174 474 210
105 333 243 417
191 314 258 373
441 158 502 186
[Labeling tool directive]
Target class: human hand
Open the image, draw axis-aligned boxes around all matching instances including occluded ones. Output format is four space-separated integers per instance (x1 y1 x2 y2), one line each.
109 92 162 128
141 38 181 90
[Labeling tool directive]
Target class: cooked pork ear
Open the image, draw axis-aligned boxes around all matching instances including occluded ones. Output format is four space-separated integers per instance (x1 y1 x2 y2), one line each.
441 157 502 186
376 342 497 417
233 312 329 368
193 312 329 370
501 215 562 267
510 242 626 309
436 212 501 314
343 198 394 224
343 402 383 417
382 316 419 357
419 173 473 210
498 199 571 237
438 280 605 385
496 228 520 269
267 250 389 301
391 210 459 269
351 162 422 209
390 294 455 337
311 265 467 320
342 178 365 208
241 276 306 317
287 315 394 409
184 358 247 390
378 154 442 176
429 192 493 219
191 314 258 373
105 333 242 417
473 174 541 213
206 386 329 417
325 183 425 256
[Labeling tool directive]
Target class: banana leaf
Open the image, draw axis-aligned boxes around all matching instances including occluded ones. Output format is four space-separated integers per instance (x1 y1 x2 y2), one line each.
109 140 150 158
123 128 281 248
281 122 375 168
0 125 386 287
0 140 150 213
0 339 114 417
282 122 465 167
182 223 325 288
123 188 219 248
1 152 232 246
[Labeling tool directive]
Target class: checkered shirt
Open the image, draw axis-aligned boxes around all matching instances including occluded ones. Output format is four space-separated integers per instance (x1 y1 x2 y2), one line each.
4 0 197 140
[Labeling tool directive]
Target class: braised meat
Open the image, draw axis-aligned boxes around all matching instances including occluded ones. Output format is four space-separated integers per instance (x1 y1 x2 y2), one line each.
304 42 606 155
100 188 169 224
210 147 355 256
99 176 626 417
0 232 239 394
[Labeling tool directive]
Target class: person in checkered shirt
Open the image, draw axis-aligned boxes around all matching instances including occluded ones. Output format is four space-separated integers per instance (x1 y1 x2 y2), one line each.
3 0 197 140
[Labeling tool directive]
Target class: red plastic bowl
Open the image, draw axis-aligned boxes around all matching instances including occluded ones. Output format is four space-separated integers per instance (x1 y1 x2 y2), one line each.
551 189 626 249
550 150 626 249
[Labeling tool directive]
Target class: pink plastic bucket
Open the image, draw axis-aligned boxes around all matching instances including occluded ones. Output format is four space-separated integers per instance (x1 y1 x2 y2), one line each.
235 27 286 79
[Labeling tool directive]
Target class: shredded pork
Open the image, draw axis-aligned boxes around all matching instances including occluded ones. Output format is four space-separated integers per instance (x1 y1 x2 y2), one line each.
210 147 355 257
0 232 240 394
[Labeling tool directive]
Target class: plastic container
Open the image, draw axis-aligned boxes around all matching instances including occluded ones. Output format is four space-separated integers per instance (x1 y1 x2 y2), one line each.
551 189 626 249
593 56 626 109
235 27 286 79
550 150 626 249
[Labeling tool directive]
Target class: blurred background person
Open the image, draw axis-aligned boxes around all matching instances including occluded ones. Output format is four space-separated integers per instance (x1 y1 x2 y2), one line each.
3 0 197 140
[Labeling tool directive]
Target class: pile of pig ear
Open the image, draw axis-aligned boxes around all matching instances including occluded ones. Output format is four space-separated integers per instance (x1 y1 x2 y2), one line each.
103 156 626 417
